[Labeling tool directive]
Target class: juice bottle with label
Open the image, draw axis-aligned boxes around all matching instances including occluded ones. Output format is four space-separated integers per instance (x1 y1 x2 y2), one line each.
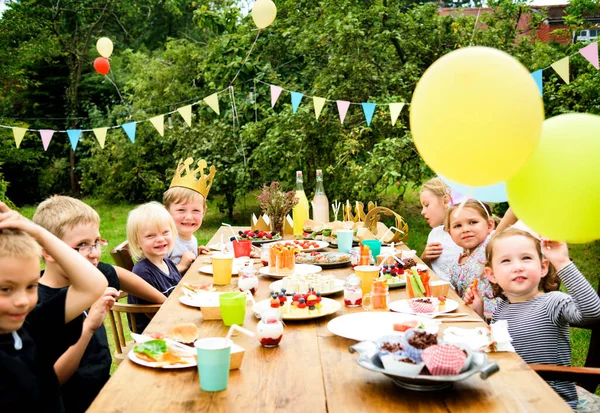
312 169 329 223
293 171 310 236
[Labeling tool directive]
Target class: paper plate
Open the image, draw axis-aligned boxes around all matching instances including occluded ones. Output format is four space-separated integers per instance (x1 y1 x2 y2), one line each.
258 264 322 279
252 297 341 320
178 292 223 308
269 278 345 296
389 298 460 316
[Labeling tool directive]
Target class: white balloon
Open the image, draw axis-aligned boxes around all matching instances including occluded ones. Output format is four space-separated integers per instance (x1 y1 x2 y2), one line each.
96 37 114 58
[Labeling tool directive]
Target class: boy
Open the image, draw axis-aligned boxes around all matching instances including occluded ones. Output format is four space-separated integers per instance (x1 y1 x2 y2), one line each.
32 196 167 413
164 157 216 273
0 202 107 412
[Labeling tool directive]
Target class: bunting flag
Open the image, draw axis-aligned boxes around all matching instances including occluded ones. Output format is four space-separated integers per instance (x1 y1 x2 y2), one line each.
93 128 108 148
12 127 27 148
177 105 193 127
362 102 376 127
122 122 137 143
39 129 54 151
551 57 570 84
313 97 326 120
149 115 165 137
203 93 220 115
291 92 303 114
66 129 81 151
389 103 405 126
531 70 543 97
579 42 599 70
270 85 283 108
336 101 350 124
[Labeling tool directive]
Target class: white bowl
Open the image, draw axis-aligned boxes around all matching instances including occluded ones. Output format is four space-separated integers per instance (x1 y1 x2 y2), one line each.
380 354 425 376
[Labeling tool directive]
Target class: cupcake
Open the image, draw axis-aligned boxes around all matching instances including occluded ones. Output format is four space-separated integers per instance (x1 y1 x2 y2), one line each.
402 329 438 362
376 335 425 376
422 344 470 376
408 297 437 314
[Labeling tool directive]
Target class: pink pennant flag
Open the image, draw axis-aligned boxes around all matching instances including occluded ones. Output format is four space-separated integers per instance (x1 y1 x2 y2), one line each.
39 129 55 151
337 100 350 124
270 85 283 108
579 42 599 70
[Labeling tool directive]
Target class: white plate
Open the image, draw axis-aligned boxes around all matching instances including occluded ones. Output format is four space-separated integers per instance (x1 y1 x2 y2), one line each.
271 240 329 252
386 277 406 288
327 312 439 341
128 348 196 369
252 297 341 320
178 292 223 308
389 298 460 316
269 278 345 296
198 265 239 276
258 264 322 279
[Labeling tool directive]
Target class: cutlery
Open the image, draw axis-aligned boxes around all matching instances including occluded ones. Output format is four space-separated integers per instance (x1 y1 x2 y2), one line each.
419 312 470 319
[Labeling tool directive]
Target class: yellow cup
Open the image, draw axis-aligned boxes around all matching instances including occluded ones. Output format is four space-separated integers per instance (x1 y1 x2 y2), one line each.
354 265 380 295
212 256 234 285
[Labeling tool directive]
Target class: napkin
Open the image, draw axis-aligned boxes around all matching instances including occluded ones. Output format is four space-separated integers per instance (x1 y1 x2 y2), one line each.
442 320 515 353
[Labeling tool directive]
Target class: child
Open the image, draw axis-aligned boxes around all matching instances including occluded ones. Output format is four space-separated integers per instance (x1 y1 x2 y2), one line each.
32 195 167 413
445 199 497 314
164 157 216 273
0 203 107 412
419 178 462 281
127 202 182 332
465 228 600 409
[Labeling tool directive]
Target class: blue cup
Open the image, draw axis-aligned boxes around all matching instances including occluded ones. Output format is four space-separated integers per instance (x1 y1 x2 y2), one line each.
361 239 382 261
336 230 354 253
195 337 232 392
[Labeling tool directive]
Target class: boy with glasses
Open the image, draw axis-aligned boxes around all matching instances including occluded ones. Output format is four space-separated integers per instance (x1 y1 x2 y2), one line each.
32 196 167 413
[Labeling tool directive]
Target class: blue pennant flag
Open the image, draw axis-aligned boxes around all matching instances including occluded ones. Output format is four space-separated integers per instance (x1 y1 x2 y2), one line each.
362 102 376 126
122 122 137 143
290 92 304 114
66 129 81 151
531 70 543 97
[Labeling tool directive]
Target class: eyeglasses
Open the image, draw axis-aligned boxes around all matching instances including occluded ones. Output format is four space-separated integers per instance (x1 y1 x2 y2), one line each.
73 239 108 255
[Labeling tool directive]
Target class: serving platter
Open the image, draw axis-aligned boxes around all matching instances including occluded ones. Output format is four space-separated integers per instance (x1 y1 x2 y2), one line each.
269 278 345 296
271 240 329 252
295 252 351 268
252 297 341 320
258 264 322 279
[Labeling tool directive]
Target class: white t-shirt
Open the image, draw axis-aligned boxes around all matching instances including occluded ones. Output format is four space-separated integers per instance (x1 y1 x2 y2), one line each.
167 235 198 265
426 226 462 282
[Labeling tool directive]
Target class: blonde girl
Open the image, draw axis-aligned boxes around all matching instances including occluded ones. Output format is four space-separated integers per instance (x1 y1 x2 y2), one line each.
419 178 462 281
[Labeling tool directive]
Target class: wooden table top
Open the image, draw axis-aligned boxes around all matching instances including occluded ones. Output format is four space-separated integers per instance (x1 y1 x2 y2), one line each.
88 227 571 412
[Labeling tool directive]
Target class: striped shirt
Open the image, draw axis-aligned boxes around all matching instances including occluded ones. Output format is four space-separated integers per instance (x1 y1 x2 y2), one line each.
492 262 600 409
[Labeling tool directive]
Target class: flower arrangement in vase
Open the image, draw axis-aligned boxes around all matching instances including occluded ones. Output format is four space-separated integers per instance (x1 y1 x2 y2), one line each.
258 182 298 236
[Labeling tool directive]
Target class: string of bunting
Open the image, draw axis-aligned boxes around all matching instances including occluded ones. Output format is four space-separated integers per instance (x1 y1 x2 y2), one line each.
1 41 597 151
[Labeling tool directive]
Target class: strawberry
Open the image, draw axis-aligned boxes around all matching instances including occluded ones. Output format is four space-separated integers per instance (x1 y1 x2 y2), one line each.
266 233 273 239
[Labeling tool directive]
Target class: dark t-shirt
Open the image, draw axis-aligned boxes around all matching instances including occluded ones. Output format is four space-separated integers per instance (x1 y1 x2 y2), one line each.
128 258 181 332
0 288 82 413
37 262 120 413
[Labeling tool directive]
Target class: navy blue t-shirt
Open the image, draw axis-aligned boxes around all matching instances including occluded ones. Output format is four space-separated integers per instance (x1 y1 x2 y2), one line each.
128 258 181 332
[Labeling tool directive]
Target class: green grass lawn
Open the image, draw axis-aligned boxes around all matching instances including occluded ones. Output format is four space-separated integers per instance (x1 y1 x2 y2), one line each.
19 193 600 374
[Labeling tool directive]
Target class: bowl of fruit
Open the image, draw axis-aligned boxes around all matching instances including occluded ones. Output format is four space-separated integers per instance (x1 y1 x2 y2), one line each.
236 230 283 246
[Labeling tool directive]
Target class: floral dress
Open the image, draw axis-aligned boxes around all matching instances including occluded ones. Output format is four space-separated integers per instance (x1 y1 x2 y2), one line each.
449 235 497 314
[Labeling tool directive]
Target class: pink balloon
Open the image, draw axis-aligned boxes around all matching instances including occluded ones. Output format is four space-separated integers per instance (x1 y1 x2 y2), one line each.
93 57 110 75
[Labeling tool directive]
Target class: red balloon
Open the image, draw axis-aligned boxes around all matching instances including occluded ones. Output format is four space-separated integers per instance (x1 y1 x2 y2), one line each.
93 57 110 75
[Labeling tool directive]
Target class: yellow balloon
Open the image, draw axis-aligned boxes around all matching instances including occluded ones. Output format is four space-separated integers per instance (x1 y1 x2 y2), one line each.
410 47 544 187
507 114 600 243
96 37 114 58
252 0 277 29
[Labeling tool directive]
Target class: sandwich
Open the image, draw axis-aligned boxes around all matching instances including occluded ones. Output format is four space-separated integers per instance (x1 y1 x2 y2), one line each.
133 340 187 365
167 323 200 344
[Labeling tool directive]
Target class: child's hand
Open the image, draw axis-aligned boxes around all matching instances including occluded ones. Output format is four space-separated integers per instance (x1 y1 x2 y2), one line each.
422 242 443 261
542 239 570 272
198 245 211 255
83 287 119 333
463 281 484 318
0 202 42 238
180 251 196 269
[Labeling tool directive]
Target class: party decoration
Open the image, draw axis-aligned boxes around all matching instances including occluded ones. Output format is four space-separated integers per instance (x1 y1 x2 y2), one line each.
291 92 303 114
506 114 600 243
579 42 599 70
149 115 164 137
121 122 136 143
337 101 350 124
252 0 277 29
93 57 110 75
389 103 405 126
410 46 543 187
12 127 27 148
551 57 570 84
439 175 508 203
270 85 283 108
177 105 192 126
67 129 81 151
203 93 220 115
531 70 543 97
313 97 326 120
39 130 54 151
362 102 376 126
96 37 114 58
93 128 107 148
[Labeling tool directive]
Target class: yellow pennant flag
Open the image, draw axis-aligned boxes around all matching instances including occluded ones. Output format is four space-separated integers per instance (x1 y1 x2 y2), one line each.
93 127 108 149
177 105 193 127
551 56 570 84
149 115 165 136
313 97 326 120
12 127 27 148
389 103 405 126
203 93 220 115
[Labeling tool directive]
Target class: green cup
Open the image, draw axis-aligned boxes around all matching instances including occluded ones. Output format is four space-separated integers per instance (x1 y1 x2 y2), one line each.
195 337 232 392
219 292 246 326
361 239 382 261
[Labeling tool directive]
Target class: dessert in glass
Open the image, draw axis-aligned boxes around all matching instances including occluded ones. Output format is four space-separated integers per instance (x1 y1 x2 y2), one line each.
238 264 259 295
256 309 284 347
343 273 362 307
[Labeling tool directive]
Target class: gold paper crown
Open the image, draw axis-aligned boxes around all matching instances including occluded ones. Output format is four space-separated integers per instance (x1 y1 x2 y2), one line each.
169 157 216 199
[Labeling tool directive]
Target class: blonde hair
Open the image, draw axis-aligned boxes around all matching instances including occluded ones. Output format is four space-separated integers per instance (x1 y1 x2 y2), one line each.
444 199 493 230
420 177 451 198
32 196 100 239
163 187 207 210
0 229 42 260
486 228 560 298
126 202 178 261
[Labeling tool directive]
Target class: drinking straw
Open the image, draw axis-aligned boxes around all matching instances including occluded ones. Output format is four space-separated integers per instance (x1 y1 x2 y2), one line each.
244 290 256 306
225 324 256 342
222 223 239 241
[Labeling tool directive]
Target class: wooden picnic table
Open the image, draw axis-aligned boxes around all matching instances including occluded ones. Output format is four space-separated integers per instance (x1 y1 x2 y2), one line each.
88 227 571 412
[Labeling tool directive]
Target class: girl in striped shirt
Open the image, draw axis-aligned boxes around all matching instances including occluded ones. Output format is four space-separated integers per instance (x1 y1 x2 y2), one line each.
465 228 600 409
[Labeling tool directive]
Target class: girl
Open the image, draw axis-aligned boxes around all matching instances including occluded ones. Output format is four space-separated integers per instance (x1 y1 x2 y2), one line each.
419 178 462 281
126 202 182 332
465 228 600 409
445 199 497 314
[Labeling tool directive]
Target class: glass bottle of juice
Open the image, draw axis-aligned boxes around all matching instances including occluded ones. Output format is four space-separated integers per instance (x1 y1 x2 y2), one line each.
293 171 310 236
312 169 329 223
